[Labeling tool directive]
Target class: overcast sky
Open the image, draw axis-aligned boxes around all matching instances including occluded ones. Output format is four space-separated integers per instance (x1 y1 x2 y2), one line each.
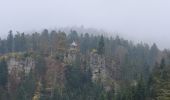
0 0 170 49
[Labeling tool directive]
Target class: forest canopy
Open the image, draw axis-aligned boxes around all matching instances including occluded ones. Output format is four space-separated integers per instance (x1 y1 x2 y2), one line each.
0 29 170 100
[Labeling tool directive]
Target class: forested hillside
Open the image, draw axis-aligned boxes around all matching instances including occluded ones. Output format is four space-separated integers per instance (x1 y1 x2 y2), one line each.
0 29 169 100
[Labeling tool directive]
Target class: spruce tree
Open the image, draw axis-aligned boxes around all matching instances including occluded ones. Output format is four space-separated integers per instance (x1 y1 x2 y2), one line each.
7 30 14 52
0 58 8 89
160 58 166 79
97 35 105 55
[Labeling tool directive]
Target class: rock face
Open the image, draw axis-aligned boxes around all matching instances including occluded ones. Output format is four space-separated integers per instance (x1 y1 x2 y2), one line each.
7 57 35 75
7 57 35 92
7 57 35 88
90 50 121 91
90 50 107 84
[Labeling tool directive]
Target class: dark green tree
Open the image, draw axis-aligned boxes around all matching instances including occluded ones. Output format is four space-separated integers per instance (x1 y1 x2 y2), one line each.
35 55 46 78
149 43 159 67
135 76 146 100
14 33 21 52
0 58 8 88
97 35 105 55
31 32 39 51
0 39 7 54
7 30 14 52
40 29 50 54
68 30 78 42
16 71 36 100
160 58 165 70
20 33 27 51
81 33 90 54
160 58 166 79
149 57 170 100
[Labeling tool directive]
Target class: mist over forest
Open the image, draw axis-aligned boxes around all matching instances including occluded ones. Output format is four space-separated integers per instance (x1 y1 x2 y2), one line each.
0 26 166 50
1 0 170 49
1 0 170 100
0 28 170 100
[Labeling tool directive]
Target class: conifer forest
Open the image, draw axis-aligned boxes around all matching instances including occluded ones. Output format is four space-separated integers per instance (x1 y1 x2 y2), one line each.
0 29 170 100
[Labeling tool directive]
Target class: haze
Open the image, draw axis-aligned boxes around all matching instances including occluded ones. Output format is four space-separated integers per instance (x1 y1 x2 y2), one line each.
0 0 170 49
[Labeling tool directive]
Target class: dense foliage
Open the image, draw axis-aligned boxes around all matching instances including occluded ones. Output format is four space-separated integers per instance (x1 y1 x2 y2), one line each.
0 29 169 100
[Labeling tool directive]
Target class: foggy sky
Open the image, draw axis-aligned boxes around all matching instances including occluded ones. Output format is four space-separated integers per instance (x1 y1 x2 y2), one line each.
0 0 170 49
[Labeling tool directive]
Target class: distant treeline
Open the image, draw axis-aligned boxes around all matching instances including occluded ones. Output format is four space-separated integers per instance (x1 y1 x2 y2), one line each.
0 29 162 80
1 29 170 100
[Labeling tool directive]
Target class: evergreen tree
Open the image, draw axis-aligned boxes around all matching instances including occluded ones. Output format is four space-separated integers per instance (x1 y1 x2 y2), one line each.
149 57 170 100
50 30 58 55
7 30 14 52
160 58 166 79
40 29 50 54
0 39 7 54
56 31 67 60
68 30 78 42
149 43 159 67
16 71 36 100
0 58 8 89
14 33 21 52
80 33 90 54
31 32 39 51
135 76 146 100
97 35 105 55
20 33 27 51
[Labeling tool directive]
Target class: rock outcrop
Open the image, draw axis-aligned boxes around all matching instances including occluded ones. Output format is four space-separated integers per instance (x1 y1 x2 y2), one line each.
7 57 35 75
89 49 121 91
90 50 106 83
7 56 35 93
64 41 79 64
